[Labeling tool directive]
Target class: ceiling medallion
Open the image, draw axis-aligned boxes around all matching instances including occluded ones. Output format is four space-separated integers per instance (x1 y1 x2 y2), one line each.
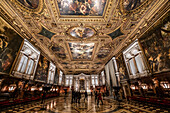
68 26 95 39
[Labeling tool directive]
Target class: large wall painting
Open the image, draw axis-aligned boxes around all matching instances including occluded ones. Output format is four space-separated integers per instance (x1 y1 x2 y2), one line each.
17 0 39 9
69 42 94 60
69 27 95 39
140 21 170 74
0 17 23 74
35 55 49 82
116 55 129 81
121 0 147 11
57 0 107 16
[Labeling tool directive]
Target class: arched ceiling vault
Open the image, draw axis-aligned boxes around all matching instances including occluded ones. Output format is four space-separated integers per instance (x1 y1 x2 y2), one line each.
0 0 169 74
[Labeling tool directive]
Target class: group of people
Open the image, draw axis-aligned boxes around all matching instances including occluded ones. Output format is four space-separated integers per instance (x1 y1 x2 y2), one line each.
71 90 88 104
71 90 104 106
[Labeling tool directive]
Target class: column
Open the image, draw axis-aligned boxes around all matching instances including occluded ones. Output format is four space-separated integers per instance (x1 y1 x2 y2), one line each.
108 60 117 87
105 64 111 95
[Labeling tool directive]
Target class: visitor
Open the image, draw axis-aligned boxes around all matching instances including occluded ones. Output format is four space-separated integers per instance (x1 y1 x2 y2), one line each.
95 91 98 103
71 90 75 103
97 90 103 106
84 91 88 102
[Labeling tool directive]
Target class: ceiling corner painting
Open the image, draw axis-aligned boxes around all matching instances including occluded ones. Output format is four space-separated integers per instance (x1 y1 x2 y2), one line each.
57 0 107 16
69 42 94 60
121 0 147 11
35 55 50 82
17 0 39 9
69 27 95 39
0 17 23 74
51 44 66 59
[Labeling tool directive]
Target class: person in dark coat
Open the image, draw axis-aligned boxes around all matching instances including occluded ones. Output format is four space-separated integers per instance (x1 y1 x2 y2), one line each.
95 91 98 103
41 91 46 104
97 90 103 105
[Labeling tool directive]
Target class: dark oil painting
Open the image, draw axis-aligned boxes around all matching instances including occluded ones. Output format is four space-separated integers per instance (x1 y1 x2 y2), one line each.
116 55 129 81
51 44 66 59
97 45 111 59
17 0 39 9
140 21 170 74
123 0 146 11
0 17 23 74
69 42 94 60
35 55 49 82
57 0 107 16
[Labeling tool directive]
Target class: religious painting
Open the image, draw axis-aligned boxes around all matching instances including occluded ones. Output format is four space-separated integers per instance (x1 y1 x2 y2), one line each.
57 0 107 16
69 42 94 60
122 0 147 11
116 55 129 81
17 0 39 9
69 27 95 39
140 21 170 74
97 46 111 58
0 17 23 74
35 55 49 82
51 44 66 59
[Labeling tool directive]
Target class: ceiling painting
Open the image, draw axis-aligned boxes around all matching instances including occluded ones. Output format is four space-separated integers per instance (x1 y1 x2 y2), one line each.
17 0 39 9
3 0 157 74
15 0 43 12
97 45 112 59
68 26 95 39
51 44 67 59
38 26 56 40
69 42 95 60
108 28 124 40
120 0 148 13
57 0 107 16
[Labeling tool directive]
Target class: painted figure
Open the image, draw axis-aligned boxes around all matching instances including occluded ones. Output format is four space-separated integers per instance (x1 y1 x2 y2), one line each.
18 0 39 9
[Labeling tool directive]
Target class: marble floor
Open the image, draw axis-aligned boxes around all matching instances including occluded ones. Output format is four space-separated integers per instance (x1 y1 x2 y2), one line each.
0 95 169 113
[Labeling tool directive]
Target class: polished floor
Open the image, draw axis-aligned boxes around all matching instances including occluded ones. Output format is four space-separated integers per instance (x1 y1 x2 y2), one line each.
0 95 169 113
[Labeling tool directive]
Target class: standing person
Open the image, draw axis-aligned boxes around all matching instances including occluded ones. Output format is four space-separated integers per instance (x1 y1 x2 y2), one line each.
78 91 81 104
97 90 103 106
95 91 98 103
71 90 75 103
84 91 88 102
41 91 46 104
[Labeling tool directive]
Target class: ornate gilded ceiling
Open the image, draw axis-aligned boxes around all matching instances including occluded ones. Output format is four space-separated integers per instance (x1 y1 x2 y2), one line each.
1 0 167 74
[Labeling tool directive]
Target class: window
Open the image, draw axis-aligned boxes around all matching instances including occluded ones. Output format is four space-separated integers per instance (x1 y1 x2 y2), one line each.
123 40 149 78
129 59 137 75
70 79 72 85
135 55 144 73
95 78 98 85
66 79 69 86
17 55 28 73
92 79 94 85
47 62 56 84
26 59 34 74
15 39 40 79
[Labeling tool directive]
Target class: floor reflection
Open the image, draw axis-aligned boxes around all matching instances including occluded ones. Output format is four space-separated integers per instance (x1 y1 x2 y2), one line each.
1 95 169 113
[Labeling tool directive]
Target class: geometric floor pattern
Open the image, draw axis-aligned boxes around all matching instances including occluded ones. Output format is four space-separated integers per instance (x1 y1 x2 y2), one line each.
0 95 169 113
